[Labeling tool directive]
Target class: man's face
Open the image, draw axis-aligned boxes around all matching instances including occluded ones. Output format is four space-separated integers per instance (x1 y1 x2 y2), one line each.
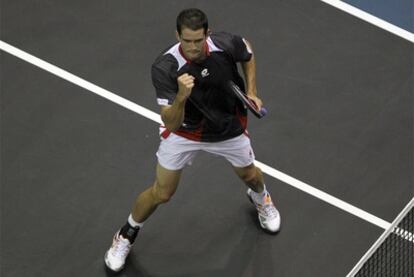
177 27 208 61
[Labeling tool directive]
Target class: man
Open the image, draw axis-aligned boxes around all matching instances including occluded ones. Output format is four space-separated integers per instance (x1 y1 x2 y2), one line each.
104 8 281 272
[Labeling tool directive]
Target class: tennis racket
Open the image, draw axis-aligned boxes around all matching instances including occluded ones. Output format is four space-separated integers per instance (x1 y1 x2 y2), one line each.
228 80 268 118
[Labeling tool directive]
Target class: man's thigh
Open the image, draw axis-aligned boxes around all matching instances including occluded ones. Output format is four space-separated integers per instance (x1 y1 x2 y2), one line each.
155 162 182 196
156 132 200 170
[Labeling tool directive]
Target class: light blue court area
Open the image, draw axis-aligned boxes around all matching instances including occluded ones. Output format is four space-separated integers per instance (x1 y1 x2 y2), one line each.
343 0 413 32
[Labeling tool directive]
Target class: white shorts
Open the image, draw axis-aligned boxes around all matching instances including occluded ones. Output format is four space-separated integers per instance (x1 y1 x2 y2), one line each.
156 128 256 170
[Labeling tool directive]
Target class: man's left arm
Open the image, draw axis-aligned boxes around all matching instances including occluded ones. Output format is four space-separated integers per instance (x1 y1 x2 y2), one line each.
241 39 263 110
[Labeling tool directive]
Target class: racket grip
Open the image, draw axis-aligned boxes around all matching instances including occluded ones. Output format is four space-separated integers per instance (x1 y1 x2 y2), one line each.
259 107 268 117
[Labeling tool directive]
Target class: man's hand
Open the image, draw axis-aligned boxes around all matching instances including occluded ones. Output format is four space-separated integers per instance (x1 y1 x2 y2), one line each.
247 94 263 111
177 73 195 101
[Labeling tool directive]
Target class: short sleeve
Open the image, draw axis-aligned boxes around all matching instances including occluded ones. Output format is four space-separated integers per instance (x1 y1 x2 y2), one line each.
151 60 178 106
211 32 253 63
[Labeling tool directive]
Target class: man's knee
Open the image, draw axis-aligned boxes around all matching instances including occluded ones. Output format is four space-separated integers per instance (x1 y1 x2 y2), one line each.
151 181 175 204
239 165 260 184
151 163 182 204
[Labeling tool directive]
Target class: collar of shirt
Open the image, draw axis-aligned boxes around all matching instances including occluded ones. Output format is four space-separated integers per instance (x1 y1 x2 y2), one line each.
178 41 211 64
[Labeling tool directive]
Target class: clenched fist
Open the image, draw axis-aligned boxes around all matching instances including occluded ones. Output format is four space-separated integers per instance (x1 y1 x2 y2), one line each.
177 73 195 101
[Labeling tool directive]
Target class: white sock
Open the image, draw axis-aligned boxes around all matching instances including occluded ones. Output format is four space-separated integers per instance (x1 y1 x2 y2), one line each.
128 214 145 229
251 184 269 205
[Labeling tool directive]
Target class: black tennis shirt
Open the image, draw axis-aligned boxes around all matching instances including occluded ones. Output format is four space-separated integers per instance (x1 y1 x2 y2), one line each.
152 31 252 142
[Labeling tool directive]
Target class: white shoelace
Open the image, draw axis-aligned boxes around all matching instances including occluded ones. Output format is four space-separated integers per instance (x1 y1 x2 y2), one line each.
113 236 131 258
262 204 278 219
252 192 278 219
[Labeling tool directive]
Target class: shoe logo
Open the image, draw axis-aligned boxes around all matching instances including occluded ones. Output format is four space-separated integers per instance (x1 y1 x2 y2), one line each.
201 68 210 78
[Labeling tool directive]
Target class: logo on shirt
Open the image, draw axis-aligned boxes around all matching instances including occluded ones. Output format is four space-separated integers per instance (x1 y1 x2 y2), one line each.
201 68 210 78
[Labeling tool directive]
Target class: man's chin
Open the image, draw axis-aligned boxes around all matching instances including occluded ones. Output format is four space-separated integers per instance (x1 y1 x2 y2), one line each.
188 54 200 60
189 53 206 62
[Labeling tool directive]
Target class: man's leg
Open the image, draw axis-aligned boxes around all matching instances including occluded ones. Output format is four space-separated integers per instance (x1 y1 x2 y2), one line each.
202 133 280 233
233 163 265 193
233 163 281 233
131 162 182 223
104 162 182 272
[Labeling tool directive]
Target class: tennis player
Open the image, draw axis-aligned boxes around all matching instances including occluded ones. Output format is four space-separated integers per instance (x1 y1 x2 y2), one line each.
105 8 281 272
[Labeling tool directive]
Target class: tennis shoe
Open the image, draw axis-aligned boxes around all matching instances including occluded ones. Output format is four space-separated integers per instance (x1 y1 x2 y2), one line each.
104 231 132 272
247 188 281 233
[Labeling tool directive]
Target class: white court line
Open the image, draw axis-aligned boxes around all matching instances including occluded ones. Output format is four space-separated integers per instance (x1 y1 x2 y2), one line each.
0 40 391 230
256 161 390 229
321 0 414 43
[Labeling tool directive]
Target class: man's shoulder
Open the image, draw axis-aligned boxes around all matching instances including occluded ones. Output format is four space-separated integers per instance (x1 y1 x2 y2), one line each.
153 43 190 75
209 31 243 52
153 48 178 70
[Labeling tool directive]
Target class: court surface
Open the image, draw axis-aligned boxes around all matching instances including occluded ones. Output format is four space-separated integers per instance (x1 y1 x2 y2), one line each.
1 1 413 276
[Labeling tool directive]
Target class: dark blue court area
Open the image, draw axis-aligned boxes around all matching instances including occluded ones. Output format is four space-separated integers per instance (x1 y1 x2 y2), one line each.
1 1 413 276
343 0 413 32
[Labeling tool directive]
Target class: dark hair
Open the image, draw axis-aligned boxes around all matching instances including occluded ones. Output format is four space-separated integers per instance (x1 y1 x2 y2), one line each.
176 8 208 35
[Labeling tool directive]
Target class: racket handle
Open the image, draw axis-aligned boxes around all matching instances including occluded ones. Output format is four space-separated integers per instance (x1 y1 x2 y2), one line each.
259 107 268 117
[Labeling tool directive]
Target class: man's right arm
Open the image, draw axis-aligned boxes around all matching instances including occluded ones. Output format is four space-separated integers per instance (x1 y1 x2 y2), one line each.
160 73 195 132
